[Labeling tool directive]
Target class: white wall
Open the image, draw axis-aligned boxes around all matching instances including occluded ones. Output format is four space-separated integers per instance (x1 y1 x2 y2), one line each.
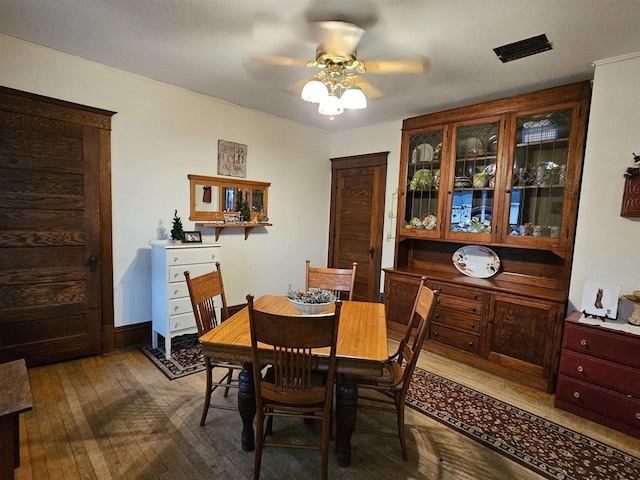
0 35 332 327
568 53 640 310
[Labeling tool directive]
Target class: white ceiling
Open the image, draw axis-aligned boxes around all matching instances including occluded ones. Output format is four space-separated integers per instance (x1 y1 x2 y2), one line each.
1 0 640 133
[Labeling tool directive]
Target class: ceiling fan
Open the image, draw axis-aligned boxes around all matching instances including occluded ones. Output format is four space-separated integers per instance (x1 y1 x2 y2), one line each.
252 20 428 119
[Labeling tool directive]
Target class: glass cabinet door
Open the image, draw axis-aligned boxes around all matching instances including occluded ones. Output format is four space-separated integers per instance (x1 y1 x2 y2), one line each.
403 129 444 234
507 109 572 240
448 121 500 236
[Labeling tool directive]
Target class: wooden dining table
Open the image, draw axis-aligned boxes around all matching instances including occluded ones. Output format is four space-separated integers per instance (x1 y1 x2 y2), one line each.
199 295 389 467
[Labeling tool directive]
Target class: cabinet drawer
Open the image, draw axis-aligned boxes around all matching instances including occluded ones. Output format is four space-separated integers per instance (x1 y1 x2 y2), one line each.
556 375 640 430
433 308 481 333
429 324 479 355
563 322 640 368
170 297 193 316
430 281 484 302
169 262 215 283
436 295 483 315
558 349 640 397
170 312 196 332
167 247 219 266
169 282 189 299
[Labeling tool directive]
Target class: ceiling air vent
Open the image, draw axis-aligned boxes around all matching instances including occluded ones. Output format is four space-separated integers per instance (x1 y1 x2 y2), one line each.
493 34 552 63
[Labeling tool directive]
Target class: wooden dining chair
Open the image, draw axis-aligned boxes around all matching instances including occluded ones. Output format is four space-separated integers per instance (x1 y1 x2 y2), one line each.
305 259 357 301
352 277 437 461
184 263 243 426
247 294 342 480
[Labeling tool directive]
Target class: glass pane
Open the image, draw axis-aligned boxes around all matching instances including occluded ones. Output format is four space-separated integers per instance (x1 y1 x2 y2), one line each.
252 189 264 213
404 130 443 232
508 109 571 238
450 122 499 234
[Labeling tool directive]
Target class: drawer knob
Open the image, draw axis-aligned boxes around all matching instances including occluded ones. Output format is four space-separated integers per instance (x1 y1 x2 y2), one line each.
470 322 475 328
435 313 441 319
174 306 179 311
433 331 439 336
471 308 477 313
473 295 478 300
174 257 179 262
174 289 179 295
577 365 584 373
635 413 640 420
573 391 580 398
468 342 474 347
580 339 587 346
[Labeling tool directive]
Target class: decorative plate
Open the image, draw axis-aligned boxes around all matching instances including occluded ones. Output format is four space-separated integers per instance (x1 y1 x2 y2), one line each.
452 245 500 278
416 143 434 162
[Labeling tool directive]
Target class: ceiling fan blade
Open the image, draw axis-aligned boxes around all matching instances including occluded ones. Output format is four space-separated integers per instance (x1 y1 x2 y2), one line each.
353 77 385 99
363 57 428 75
315 21 365 55
252 55 310 67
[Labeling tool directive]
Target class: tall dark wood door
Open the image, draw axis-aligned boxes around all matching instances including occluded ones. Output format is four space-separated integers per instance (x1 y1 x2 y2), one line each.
0 88 115 367
329 152 388 302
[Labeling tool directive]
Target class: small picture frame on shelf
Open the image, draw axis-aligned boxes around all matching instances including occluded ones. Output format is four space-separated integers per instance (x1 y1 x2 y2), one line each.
580 280 620 320
183 231 202 243
223 213 240 223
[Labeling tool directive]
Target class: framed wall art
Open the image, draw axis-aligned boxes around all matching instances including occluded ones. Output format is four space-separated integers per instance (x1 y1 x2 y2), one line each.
217 140 247 178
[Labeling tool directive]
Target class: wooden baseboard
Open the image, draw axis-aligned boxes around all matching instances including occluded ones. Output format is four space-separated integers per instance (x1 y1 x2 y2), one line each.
114 322 152 350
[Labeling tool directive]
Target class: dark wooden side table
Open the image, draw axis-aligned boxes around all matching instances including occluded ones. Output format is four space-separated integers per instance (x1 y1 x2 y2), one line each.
0 359 33 480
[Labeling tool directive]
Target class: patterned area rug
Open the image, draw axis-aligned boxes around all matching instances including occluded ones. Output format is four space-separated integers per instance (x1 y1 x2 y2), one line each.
141 339 640 478
140 334 206 380
407 368 640 480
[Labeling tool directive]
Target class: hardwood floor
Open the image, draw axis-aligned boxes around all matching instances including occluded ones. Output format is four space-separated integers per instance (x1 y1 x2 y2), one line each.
14 342 640 480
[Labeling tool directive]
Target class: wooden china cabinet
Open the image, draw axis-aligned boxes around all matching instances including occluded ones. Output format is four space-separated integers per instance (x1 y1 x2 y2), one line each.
384 82 591 392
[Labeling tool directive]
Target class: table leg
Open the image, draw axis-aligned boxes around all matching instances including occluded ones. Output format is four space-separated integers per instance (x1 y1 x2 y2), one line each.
238 362 256 452
336 375 358 467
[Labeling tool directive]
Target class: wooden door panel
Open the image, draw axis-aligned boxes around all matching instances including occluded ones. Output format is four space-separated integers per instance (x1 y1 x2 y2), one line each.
329 153 387 302
0 88 112 366
487 295 560 379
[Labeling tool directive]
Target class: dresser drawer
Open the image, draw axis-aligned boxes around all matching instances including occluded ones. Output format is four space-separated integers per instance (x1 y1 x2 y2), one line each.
167 247 220 266
170 297 193 316
169 282 189 299
433 308 481 333
429 324 479 355
563 322 640 368
558 349 640 397
169 312 196 332
169 262 215 283
555 375 640 430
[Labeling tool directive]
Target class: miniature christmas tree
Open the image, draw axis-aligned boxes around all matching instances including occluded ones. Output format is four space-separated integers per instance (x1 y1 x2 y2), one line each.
170 210 185 242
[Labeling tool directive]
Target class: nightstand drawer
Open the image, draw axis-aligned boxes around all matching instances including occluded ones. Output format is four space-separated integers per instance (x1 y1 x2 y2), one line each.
433 308 481 333
556 375 640 429
563 322 640 368
429 324 479 355
167 247 219 266
558 349 640 397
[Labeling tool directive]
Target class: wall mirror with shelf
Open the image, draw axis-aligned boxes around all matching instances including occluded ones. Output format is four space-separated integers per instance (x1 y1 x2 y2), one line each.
188 174 271 239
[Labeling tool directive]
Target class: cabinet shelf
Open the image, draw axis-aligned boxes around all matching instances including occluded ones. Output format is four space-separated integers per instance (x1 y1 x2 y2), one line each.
198 222 272 241
516 137 569 149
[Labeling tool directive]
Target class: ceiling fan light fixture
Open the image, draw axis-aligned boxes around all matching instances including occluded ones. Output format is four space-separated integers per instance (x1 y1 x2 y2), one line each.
301 79 328 103
340 86 367 109
318 92 344 116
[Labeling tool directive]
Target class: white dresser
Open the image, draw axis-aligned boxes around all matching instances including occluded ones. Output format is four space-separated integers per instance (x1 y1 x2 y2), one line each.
150 241 222 358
